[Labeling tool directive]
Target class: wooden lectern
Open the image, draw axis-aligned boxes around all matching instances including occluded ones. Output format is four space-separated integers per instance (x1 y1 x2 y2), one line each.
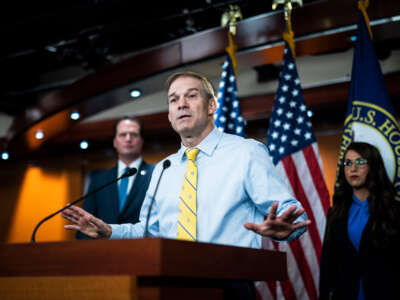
0 238 287 300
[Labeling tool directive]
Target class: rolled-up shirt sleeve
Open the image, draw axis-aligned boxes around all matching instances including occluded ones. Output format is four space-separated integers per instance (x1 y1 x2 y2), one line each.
244 141 308 241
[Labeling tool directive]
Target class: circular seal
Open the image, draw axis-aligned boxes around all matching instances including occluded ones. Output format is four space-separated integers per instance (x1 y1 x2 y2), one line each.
338 101 400 199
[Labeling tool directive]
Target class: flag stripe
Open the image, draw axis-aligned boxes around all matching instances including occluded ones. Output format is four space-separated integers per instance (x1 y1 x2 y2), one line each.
302 146 330 215
292 149 327 243
280 154 320 300
287 240 317 300
276 283 286 300
273 241 299 300
259 228 302 300
270 232 310 300
255 281 276 300
266 282 277 300
257 238 278 300
280 279 298 300
278 154 325 253
279 242 309 300
312 143 327 181
262 41 330 300
282 155 322 258
276 152 326 300
299 231 320 290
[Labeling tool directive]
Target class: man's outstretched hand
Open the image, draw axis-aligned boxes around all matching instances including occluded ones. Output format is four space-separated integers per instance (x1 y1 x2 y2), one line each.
244 202 311 240
61 205 112 239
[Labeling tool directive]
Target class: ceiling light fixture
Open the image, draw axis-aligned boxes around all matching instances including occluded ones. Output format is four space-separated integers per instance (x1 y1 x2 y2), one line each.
70 111 81 120
80 140 89 150
45 45 57 53
35 130 44 140
1 151 9 160
129 89 142 98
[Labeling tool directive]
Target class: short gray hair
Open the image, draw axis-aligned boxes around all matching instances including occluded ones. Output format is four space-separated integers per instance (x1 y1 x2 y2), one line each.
165 71 216 102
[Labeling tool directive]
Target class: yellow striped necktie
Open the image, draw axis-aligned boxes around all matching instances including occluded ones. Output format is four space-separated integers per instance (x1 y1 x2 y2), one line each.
177 148 200 241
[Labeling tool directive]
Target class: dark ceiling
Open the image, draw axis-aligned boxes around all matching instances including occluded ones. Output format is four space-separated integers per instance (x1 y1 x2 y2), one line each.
0 0 316 116
2 0 400 161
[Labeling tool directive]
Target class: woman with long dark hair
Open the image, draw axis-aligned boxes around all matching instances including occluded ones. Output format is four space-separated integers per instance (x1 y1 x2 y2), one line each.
320 142 400 300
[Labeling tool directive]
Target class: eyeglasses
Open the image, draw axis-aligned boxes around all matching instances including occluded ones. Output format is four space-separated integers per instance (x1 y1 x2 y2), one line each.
343 158 368 168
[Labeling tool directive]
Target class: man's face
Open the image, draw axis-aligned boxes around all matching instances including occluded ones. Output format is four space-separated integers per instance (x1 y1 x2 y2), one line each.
113 120 143 161
167 76 216 138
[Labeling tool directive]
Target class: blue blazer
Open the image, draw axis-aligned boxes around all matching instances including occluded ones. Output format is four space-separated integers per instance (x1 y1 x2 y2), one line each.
76 160 154 239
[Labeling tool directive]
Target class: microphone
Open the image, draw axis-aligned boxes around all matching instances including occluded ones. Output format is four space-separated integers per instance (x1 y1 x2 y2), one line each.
30 167 137 243
144 159 171 237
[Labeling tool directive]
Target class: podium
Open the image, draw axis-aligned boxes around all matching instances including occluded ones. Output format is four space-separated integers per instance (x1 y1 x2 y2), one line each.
0 238 287 300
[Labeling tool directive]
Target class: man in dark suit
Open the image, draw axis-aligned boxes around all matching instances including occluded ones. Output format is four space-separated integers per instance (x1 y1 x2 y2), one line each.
77 116 154 239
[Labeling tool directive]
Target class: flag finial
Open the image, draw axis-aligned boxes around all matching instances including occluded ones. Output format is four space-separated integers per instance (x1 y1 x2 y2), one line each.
272 0 303 58
221 5 242 75
221 5 242 36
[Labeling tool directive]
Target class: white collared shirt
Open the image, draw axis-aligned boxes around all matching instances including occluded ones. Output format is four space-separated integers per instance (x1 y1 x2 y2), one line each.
111 129 308 248
117 157 143 196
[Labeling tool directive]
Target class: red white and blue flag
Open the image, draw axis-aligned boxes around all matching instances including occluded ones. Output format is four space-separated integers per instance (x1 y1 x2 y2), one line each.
256 41 330 300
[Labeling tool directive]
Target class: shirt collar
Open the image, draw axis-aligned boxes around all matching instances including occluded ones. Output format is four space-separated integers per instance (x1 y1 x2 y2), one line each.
178 127 222 161
118 157 142 176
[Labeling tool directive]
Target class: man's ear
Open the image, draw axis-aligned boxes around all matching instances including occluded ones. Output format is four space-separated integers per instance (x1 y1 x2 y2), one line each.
208 97 217 115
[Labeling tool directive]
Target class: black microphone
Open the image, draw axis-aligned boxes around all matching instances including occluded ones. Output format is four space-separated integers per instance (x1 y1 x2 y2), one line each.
144 159 171 237
30 167 137 243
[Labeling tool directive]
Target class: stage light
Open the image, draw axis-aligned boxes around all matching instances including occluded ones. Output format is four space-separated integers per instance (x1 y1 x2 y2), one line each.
307 110 313 117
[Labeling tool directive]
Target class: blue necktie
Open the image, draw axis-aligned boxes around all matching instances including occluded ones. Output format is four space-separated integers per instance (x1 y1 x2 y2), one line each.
118 168 129 212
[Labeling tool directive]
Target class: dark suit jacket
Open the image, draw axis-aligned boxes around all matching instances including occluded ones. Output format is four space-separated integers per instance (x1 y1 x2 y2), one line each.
319 204 400 300
76 160 154 239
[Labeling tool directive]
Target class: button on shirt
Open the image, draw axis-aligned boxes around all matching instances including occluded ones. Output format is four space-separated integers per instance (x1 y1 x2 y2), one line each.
111 128 307 248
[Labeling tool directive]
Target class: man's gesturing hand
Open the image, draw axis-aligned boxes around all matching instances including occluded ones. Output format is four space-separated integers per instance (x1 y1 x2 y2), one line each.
61 205 112 239
244 202 311 240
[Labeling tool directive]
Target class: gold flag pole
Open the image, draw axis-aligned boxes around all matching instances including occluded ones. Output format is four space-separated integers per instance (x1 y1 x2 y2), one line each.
272 0 303 58
358 0 373 39
221 5 242 75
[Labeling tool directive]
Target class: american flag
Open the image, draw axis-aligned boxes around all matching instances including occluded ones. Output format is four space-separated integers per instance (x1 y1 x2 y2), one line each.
214 54 246 137
255 42 330 300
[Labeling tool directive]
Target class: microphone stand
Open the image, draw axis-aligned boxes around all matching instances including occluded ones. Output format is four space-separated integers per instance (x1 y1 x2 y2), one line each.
30 167 137 243
144 159 170 237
